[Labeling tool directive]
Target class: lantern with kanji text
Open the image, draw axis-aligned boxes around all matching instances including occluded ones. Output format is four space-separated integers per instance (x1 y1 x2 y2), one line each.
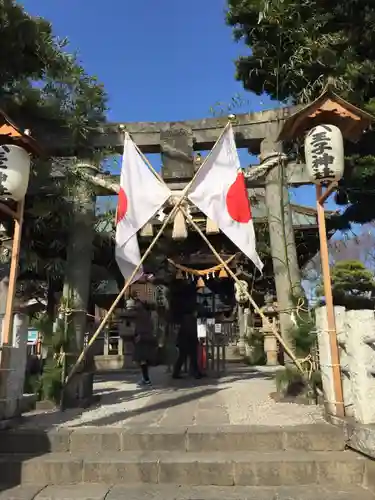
0 144 31 201
304 124 344 184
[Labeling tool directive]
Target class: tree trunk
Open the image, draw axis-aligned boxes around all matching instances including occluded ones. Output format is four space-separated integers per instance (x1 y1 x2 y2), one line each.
64 166 96 353
46 278 56 322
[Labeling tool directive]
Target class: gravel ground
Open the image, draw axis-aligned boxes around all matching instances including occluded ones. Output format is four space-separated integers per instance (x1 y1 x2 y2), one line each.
20 365 325 429
219 372 325 426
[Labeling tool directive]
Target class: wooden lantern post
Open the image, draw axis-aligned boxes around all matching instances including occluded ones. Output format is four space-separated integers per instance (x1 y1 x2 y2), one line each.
0 110 41 345
279 85 374 418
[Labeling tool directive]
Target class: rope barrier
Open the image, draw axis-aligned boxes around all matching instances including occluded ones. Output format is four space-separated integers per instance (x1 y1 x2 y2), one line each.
167 254 237 276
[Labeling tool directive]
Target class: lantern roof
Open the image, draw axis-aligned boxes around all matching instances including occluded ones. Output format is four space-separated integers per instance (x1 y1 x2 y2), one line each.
0 108 42 156
278 84 375 142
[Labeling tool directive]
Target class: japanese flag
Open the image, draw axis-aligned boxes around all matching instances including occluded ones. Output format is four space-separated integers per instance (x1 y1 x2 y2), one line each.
115 133 171 283
188 125 263 272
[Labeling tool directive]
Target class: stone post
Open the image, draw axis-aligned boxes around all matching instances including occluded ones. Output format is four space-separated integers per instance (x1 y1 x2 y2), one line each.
334 306 354 417
0 312 29 419
11 312 29 399
103 327 110 356
262 134 301 357
0 255 10 344
316 306 350 416
237 305 246 356
262 318 279 366
244 307 256 361
345 309 375 424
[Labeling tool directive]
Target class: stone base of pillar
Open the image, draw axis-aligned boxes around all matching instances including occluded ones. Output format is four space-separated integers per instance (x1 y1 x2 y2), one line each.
237 339 246 357
264 333 279 366
61 371 95 409
244 343 257 363
0 347 23 419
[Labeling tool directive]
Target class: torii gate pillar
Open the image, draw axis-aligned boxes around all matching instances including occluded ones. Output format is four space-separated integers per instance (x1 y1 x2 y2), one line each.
262 129 302 360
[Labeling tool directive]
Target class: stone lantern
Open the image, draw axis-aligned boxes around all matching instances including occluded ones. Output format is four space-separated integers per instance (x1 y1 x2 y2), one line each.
260 294 279 366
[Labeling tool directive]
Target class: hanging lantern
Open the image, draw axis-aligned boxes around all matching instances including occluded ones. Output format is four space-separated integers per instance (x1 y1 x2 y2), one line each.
219 268 228 279
196 276 205 289
304 124 344 184
0 145 31 200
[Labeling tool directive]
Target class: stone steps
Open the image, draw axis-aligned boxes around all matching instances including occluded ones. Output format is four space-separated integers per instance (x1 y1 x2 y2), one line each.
0 450 369 486
0 484 374 500
0 423 346 454
0 423 373 495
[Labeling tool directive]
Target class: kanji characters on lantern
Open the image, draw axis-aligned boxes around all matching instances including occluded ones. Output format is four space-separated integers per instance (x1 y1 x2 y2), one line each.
304 124 344 184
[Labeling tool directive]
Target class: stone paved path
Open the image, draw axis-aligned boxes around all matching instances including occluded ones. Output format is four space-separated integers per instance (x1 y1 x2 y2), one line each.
19 365 325 429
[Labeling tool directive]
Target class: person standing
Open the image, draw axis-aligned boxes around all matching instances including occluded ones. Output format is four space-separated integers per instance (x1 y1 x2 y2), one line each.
173 309 201 379
133 299 157 386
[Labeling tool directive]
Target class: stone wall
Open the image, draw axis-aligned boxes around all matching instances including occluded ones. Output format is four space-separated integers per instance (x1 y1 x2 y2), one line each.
316 306 375 424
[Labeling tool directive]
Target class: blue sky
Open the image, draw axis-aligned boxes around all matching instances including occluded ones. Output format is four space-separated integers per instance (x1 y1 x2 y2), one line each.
20 0 333 210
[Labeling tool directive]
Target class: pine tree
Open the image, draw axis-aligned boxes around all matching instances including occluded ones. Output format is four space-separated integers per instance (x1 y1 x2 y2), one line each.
226 0 375 227
317 260 375 308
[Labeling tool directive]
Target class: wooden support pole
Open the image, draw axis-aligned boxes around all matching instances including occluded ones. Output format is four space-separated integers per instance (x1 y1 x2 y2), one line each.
62 120 233 391
318 181 338 205
316 184 344 417
1 199 25 345
180 206 305 374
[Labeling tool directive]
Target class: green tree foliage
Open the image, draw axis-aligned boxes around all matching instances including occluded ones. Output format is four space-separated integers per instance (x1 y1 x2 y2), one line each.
226 0 375 227
0 0 107 144
0 1 110 297
318 259 375 308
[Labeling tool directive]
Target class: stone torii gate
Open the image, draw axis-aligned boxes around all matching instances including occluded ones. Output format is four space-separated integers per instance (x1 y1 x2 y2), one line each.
42 105 314 351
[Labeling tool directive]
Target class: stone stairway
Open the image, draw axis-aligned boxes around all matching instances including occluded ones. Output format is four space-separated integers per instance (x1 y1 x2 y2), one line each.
0 423 374 499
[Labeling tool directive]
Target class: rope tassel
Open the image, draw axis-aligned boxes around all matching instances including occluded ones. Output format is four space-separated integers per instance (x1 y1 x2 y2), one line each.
196 276 205 289
140 222 154 237
206 217 219 235
172 208 188 240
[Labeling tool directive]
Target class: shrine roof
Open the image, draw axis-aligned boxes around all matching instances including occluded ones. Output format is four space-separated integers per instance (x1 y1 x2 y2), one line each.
0 108 42 156
248 188 333 227
278 85 375 142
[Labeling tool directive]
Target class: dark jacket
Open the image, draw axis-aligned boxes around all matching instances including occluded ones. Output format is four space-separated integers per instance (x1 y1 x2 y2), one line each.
177 313 198 351
133 307 157 363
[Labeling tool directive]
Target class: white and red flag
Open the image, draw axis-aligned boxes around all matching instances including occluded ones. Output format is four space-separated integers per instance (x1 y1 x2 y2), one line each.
115 132 171 283
188 124 263 272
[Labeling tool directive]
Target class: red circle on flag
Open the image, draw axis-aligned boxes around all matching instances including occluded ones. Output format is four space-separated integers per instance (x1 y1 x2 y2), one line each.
226 172 252 223
116 188 128 224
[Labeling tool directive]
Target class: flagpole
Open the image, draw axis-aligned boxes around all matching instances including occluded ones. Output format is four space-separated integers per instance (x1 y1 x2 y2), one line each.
132 121 306 369
179 206 304 373
64 200 175 386
64 119 234 388
132 121 304 373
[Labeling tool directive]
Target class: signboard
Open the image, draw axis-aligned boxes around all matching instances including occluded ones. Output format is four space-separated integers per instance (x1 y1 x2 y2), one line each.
197 323 207 339
27 329 38 344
